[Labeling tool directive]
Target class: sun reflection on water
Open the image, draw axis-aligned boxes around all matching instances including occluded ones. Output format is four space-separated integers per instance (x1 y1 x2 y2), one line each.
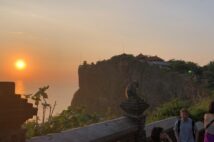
15 80 25 95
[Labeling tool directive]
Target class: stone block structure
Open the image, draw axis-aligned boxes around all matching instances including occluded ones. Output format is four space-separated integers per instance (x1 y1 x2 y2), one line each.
0 82 37 142
120 81 149 142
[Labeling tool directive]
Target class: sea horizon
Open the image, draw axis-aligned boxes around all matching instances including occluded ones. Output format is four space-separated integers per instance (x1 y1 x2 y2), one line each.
14 79 78 119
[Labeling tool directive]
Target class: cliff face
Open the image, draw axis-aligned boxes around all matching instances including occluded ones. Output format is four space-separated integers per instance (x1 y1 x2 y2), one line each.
71 54 207 115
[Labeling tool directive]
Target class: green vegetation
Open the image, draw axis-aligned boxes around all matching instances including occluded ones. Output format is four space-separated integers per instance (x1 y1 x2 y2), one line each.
168 60 214 88
23 105 116 139
146 98 190 123
203 61 214 89
25 86 56 124
23 106 102 138
169 60 200 75
23 86 115 139
147 94 214 123
189 94 214 121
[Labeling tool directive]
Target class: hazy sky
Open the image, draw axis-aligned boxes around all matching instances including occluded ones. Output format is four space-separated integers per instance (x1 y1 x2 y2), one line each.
1 0 214 82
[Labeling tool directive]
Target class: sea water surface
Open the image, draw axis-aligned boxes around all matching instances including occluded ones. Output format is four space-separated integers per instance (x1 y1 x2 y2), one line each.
15 80 78 120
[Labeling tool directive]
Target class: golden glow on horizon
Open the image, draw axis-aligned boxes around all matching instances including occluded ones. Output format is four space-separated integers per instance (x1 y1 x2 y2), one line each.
15 59 26 70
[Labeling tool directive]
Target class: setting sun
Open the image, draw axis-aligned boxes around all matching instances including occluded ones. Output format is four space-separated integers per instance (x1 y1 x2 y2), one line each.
15 59 26 70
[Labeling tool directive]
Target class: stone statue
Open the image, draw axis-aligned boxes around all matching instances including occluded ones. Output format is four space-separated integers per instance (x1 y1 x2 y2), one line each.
120 81 149 142
121 81 149 118
125 80 142 101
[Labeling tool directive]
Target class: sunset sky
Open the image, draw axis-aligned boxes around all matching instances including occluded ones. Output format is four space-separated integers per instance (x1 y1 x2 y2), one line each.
1 0 214 86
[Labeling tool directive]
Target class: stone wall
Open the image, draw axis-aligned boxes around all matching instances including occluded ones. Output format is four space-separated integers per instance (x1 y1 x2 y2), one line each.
27 117 177 142
27 116 205 142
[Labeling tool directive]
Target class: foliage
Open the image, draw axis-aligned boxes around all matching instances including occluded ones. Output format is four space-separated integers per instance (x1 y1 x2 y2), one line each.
168 60 203 84
23 106 102 139
189 94 214 121
168 59 214 87
147 93 214 123
146 99 190 123
23 86 118 139
24 86 55 124
168 60 200 74
146 59 214 123
203 61 214 89
31 86 49 106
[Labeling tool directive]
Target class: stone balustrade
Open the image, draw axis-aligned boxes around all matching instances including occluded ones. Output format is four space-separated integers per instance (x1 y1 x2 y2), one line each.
27 116 205 142
27 117 177 142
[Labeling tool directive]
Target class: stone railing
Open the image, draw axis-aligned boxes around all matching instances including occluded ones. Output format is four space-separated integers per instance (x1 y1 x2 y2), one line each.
27 117 177 142
27 116 206 142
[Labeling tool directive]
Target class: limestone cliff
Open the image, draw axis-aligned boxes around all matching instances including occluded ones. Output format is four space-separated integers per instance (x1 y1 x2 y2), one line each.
71 54 207 115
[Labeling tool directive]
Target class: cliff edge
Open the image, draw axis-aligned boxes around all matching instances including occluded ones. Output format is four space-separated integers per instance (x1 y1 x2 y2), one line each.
71 54 207 115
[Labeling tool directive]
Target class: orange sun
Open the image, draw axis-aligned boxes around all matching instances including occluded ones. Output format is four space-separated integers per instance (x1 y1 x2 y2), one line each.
15 59 26 70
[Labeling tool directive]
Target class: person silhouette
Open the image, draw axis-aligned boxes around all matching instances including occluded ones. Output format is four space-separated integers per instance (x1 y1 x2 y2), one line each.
151 127 172 142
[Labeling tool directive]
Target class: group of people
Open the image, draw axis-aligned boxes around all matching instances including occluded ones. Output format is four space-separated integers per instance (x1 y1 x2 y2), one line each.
150 101 214 142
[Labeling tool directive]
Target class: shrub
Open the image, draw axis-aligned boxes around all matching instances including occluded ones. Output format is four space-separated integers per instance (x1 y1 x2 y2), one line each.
147 99 189 123
23 106 102 139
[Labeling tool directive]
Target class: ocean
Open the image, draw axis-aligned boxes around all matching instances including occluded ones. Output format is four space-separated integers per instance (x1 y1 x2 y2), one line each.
15 80 78 121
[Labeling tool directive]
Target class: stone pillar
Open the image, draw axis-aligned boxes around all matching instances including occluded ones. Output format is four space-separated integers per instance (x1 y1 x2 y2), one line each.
120 81 149 142
0 82 37 142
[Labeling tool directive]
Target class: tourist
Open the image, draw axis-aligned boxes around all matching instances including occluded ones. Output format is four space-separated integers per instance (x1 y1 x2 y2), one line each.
174 108 197 142
151 127 173 142
204 101 214 142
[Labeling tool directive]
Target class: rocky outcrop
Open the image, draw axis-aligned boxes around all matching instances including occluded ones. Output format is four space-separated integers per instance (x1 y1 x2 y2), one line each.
71 54 207 115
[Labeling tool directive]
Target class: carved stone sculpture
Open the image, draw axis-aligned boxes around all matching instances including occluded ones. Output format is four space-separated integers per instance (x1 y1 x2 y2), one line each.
120 81 149 142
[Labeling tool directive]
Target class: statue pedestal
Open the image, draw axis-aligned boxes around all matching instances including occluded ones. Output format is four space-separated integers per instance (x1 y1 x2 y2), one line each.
120 81 149 142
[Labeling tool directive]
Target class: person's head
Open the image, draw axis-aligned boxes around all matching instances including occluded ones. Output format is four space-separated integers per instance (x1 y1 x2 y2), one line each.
208 101 214 114
151 127 164 142
180 108 189 120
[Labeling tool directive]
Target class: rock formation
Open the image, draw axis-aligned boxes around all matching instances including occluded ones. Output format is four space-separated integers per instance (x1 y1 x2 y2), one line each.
71 54 207 115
